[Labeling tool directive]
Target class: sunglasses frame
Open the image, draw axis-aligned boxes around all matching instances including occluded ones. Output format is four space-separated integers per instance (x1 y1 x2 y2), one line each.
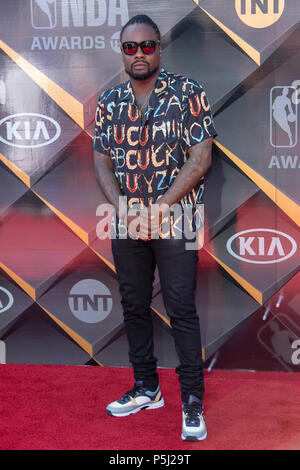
121 39 160 55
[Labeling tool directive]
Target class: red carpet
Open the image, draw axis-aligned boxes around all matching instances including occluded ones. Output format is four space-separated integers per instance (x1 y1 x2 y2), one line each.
0 364 300 450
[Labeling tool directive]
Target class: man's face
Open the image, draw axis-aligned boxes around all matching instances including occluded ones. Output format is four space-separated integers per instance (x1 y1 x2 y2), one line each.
121 23 161 81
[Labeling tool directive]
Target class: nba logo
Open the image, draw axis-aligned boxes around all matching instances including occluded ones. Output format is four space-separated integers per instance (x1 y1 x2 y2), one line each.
270 86 298 148
31 0 57 29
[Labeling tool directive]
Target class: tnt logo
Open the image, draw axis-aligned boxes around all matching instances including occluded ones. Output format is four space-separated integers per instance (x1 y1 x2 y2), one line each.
31 0 57 29
68 279 113 323
235 0 285 28
110 31 121 53
226 229 297 264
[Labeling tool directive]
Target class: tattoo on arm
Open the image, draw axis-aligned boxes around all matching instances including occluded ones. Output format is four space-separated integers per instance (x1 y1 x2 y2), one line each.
93 150 126 218
160 137 213 208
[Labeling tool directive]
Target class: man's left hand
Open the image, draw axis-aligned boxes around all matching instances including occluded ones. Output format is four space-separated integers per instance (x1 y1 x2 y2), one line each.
138 204 168 240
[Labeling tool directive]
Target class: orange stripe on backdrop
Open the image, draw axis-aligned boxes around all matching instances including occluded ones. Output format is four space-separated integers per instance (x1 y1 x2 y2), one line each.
206 249 263 304
90 248 117 274
31 189 90 245
0 40 84 128
150 305 205 361
38 302 99 359
85 129 94 139
0 152 31 187
0 262 36 300
193 1 261 64
215 140 300 228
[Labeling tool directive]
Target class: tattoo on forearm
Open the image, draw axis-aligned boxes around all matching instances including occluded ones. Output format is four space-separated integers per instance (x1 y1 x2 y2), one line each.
94 157 123 215
161 138 212 207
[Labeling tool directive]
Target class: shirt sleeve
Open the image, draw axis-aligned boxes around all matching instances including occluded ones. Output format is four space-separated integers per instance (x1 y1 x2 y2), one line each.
92 94 111 156
183 85 217 148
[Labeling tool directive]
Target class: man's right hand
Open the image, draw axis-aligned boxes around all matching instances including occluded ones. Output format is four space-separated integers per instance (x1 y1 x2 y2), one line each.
126 206 151 241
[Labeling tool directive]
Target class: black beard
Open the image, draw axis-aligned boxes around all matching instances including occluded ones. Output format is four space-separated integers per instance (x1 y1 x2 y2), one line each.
126 64 159 81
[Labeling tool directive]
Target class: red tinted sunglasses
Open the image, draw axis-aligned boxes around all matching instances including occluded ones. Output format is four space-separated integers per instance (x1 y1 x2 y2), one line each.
122 40 160 55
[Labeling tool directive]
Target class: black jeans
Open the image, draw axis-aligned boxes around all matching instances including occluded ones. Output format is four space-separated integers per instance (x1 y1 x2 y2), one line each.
111 236 204 403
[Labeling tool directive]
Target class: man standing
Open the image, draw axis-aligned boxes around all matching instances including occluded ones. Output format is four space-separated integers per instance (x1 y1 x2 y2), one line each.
93 15 216 441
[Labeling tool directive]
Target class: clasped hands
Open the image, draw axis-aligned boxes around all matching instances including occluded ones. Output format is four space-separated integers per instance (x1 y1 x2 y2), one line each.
125 204 168 241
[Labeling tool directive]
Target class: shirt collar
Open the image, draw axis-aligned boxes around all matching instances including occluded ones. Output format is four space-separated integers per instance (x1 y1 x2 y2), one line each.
120 68 170 104
153 69 170 99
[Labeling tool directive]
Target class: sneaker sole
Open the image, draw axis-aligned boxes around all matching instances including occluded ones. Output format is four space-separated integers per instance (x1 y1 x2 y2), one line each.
106 397 164 417
181 431 207 441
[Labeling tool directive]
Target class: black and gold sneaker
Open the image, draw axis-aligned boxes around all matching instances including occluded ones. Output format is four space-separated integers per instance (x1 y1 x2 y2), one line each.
182 395 207 441
106 381 164 417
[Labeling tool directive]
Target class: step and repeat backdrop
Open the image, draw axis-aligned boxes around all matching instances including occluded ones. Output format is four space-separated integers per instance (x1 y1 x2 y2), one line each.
0 0 299 371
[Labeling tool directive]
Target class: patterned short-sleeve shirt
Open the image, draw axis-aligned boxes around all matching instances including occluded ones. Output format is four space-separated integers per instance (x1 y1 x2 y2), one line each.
93 69 217 237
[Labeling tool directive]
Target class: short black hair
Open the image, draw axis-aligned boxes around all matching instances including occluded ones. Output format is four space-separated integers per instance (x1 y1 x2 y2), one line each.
120 15 161 42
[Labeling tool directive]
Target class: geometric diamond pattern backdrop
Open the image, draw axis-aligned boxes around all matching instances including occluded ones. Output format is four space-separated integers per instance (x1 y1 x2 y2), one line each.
0 0 299 371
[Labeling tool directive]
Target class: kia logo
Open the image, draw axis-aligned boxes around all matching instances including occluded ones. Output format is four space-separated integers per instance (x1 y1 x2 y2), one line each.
0 287 14 314
226 229 297 264
0 113 61 148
